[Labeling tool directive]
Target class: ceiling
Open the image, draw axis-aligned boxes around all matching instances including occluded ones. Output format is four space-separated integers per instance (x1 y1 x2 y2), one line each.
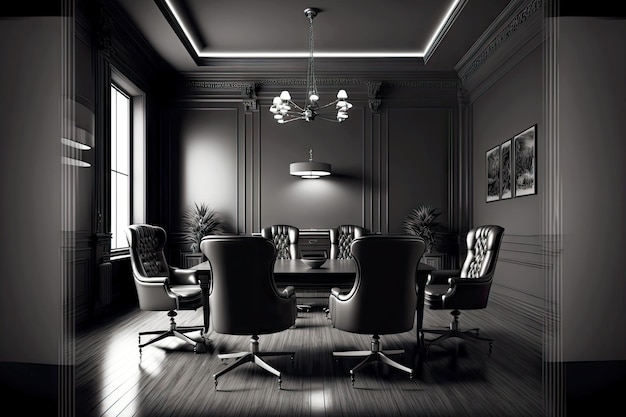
116 0 513 74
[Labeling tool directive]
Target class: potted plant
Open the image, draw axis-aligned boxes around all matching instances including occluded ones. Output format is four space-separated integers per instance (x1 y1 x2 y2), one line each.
403 204 443 253
182 202 224 252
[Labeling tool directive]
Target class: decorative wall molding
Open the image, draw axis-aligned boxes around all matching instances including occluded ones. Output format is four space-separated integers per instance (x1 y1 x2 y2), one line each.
368 81 382 112
498 233 562 269
243 99 257 111
96 6 113 54
182 78 460 92
369 99 382 112
459 0 543 84
385 79 460 89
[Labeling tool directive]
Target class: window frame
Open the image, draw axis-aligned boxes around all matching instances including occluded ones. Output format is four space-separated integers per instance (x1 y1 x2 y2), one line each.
109 67 146 255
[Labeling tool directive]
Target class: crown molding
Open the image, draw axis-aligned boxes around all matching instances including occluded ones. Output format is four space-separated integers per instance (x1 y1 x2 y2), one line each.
454 0 544 99
455 0 542 81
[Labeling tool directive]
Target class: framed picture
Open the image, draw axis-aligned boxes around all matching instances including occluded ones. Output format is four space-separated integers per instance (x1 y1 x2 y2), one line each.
486 144 500 202
500 139 512 199
513 125 537 197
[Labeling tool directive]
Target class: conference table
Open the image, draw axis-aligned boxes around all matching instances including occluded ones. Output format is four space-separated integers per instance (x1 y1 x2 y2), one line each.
191 258 435 346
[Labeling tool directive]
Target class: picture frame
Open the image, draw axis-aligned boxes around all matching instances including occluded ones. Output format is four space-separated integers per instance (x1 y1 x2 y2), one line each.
500 139 513 199
486 144 500 202
513 125 537 197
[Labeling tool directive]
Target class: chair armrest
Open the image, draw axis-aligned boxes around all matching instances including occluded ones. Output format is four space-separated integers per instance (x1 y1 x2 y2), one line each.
427 269 461 285
281 285 296 297
168 266 199 285
449 275 492 286
136 275 168 284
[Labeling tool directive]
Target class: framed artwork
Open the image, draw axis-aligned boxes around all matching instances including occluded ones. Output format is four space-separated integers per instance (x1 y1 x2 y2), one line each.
486 144 500 202
513 125 537 197
500 139 512 199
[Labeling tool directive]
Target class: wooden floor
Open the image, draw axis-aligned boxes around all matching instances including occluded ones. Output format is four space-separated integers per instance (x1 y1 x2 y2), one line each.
75 293 544 417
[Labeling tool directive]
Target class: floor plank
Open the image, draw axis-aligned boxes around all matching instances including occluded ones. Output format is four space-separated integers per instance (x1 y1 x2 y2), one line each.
75 293 544 416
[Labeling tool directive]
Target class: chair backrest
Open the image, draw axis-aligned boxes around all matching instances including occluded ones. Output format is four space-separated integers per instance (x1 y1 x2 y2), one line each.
261 224 299 259
459 225 505 280
334 235 426 335
200 235 296 335
329 225 365 259
125 224 169 279
125 224 177 311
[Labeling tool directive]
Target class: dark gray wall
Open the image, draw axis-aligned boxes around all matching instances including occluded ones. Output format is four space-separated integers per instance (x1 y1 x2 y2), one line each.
167 86 456 246
472 45 545 307
388 108 450 233
260 103 365 230
170 107 240 233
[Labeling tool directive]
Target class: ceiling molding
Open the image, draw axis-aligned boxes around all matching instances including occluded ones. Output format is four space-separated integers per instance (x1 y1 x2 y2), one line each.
455 0 543 84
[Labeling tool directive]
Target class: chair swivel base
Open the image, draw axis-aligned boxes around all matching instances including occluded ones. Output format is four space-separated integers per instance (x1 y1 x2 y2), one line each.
332 335 413 386
420 309 493 356
214 335 295 390
138 310 204 354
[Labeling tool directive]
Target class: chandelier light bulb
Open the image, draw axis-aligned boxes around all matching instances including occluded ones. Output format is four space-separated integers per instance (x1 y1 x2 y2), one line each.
279 90 291 101
337 89 348 99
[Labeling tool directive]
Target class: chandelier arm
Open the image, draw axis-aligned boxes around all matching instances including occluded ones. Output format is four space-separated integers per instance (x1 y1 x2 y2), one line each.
283 111 306 118
287 100 306 112
315 99 340 111
316 115 342 123
280 116 305 124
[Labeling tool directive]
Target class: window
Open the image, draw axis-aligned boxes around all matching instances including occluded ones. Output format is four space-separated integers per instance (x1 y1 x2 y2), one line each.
110 68 146 252
110 84 130 250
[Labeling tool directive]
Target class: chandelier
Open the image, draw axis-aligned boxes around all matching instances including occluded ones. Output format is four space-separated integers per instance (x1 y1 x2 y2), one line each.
270 7 352 124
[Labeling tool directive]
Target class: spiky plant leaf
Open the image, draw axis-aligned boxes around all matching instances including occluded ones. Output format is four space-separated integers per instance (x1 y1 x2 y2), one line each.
181 202 224 252
403 204 442 252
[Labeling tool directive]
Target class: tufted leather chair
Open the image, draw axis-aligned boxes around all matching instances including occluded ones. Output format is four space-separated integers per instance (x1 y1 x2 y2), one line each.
261 225 300 259
200 235 297 390
329 235 426 385
126 224 205 354
329 225 365 259
420 225 505 356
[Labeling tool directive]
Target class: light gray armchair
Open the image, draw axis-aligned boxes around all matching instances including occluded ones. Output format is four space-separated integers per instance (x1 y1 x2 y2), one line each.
126 224 205 354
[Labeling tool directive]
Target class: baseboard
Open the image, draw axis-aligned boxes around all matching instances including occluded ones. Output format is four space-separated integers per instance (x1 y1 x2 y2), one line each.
0 361 62 413
565 360 626 413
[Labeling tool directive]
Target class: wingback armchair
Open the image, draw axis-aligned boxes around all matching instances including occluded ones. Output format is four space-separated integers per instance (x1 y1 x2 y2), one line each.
126 224 205 354
200 235 297 389
329 224 365 259
261 224 300 259
329 235 426 385
420 225 505 356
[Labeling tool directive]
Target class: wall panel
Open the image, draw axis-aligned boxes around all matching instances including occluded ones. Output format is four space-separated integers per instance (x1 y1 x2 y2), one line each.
387 108 451 234
169 107 239 234
259 105 365 230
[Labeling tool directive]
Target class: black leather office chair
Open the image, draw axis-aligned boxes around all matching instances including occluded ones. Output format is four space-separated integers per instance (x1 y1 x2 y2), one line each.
329 235 426 385
200 235 297 390
261 224 300 259
420 225 505 356
126 224 205 354
329 225 365 259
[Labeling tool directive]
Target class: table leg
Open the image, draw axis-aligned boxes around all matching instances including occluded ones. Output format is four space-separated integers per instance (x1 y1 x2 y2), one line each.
415 272 428 350
198 272 211 341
